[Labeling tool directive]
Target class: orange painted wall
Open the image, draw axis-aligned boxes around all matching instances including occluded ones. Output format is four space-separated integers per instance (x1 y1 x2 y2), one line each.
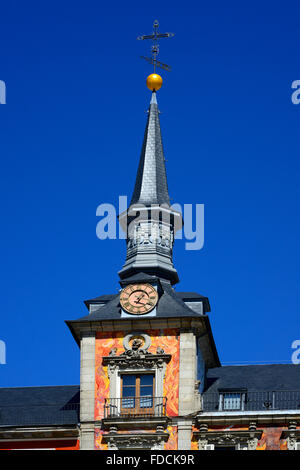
94 329 180 449
95 428 108 450
165 426 178 450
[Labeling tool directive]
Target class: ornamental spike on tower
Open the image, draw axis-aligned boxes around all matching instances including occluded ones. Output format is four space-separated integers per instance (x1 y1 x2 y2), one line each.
118 24 181 285
130 91 170 207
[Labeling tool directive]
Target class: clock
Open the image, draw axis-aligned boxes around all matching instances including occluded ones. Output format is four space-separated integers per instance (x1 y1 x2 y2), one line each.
120 283 158 315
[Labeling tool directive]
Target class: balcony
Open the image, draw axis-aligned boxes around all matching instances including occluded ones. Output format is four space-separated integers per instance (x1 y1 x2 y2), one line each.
102 397 169 431
202 390 300 412
104 396 167 418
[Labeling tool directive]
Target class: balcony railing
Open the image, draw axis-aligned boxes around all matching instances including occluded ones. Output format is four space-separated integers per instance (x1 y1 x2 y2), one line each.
104 397 167 419
202 390 300 412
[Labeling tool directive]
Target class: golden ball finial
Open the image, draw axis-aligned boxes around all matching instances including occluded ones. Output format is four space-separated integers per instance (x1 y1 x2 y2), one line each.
146 73 163 91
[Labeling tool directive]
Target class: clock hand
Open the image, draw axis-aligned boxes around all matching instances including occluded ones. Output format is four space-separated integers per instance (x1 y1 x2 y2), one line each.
136 293 145 302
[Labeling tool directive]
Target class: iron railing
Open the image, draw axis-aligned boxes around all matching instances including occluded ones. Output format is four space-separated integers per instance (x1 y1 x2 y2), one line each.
0 403 80 427
202 390 300 412
104 396 167 419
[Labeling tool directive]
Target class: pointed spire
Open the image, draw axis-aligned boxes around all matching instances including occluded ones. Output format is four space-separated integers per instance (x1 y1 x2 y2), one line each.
119 91 181 285
130 92 170 207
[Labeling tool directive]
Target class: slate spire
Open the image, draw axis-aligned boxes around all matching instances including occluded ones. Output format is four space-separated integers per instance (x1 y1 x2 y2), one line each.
119 92 181 285
130 92 170 207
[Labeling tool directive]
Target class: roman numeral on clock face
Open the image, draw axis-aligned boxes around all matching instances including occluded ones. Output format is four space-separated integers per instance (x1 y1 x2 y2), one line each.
120 283 158 315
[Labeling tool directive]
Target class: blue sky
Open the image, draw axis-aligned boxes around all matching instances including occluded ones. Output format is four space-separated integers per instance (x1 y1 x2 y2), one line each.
1 0 300 386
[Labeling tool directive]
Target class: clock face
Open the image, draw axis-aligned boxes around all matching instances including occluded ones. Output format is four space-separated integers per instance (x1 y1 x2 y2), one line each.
120 283 158 315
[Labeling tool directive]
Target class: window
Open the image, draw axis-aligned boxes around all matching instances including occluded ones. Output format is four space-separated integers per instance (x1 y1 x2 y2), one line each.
121 374 155 415
223 393 242 411
218 391 246 411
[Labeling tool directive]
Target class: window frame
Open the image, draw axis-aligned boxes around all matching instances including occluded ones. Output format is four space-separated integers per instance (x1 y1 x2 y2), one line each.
120 372 155 415
218 390 247 411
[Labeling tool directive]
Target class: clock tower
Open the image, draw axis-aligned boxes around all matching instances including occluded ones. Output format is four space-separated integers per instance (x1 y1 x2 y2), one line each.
118 90 181 288
66 35 219 450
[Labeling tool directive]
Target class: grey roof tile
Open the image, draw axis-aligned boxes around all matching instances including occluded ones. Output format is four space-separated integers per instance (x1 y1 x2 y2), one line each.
68 282 209 323
205 364 300 392
0 385 79 427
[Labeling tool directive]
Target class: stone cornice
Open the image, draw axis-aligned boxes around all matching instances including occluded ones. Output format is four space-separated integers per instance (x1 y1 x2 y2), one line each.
194 430 262 442
0 425 79 441
280 426 300 450
66 316 220 368
74 316 207 333
100 416 169 431
193 428 262 450
196 411 300 426
281 429 300 439
67 317 208 346
102 431 169 450
103 352 171 370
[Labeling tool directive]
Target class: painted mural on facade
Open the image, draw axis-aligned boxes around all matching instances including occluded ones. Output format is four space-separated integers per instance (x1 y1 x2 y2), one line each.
190 425 296 450
94 328 180 449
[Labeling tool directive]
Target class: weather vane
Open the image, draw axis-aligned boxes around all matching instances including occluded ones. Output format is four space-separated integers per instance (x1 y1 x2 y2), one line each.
137 20 174 92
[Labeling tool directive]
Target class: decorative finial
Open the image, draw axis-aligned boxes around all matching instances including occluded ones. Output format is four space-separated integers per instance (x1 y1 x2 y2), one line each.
137 20 174 91
146 73 163 91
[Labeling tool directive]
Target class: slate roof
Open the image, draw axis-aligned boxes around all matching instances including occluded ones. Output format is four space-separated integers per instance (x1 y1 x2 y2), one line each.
204 364 300 392
2 366 299 428
84 293 118 308
69 280 210 324
0 385 80 427
130 92 170 207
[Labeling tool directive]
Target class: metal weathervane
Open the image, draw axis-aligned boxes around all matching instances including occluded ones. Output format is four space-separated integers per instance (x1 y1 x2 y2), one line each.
137 20 174 73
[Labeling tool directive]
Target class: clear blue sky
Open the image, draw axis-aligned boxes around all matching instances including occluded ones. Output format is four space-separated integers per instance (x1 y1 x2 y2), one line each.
1 0 300 386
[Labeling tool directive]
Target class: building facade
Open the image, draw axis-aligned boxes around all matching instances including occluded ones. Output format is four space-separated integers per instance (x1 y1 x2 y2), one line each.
0 87 299 451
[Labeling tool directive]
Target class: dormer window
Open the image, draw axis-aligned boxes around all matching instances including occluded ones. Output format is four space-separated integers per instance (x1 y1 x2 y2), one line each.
219 391 246 411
